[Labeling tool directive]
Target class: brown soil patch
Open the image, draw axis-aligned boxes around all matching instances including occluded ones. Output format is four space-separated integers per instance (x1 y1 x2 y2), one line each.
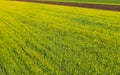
18 0 120 11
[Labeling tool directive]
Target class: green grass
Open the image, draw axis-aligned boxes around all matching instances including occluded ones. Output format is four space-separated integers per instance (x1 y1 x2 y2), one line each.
0 1 120 75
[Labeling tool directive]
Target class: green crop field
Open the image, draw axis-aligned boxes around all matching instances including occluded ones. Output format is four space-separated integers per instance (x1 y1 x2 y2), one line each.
0 0 120 75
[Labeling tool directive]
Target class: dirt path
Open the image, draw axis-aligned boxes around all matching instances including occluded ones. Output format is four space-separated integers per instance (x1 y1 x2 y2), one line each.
18 0 120 11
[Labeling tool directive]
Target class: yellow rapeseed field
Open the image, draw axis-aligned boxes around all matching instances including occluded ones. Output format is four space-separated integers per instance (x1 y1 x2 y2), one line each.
0 1 120 75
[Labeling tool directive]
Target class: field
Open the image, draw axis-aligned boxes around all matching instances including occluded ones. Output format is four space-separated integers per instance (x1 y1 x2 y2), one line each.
0 0 120 75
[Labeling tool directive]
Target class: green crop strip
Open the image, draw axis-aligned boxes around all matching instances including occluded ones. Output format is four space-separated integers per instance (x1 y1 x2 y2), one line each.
0 1 120 75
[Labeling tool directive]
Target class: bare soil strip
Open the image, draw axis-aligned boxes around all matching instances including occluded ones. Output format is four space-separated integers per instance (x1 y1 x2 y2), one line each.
18 0 120 11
